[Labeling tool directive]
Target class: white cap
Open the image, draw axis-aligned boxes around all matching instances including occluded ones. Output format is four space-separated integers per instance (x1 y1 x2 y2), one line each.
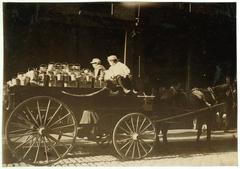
107 55 118 61
90 58 101 64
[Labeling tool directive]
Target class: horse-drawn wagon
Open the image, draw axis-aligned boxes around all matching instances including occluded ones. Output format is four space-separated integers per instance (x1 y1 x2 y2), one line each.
5 85 159 165
4 82 229 166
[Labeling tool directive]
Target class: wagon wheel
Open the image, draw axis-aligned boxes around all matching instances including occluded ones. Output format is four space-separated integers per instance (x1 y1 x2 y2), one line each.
5 96 77 166
113 113 156 160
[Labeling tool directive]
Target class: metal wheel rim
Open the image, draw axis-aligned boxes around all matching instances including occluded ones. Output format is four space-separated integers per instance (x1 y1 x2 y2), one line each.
5 96 77 166
113 113 156 160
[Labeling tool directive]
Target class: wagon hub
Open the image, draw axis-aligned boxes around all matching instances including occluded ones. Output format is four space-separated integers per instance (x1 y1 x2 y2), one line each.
38 126 46 136
132 133 139 141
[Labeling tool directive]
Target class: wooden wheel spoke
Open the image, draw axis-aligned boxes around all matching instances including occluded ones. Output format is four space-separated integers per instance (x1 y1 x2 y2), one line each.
22 135 39 160
25 106 39 127
22 111 31 121
48 113 71 128
37 101 42 126
43 100 51 125
140 122 152 134
138 140 147 154
139 138 153 151
131 141 136 159
117 133 131 138
10 122 32 130
42 136 49 163
47 134 70 150
14 113 32 126
119 126 131 135
136 141 141 158
120 140 132 150
14 135 35 150
45 136 61 158
50 124 75 131
10 130 34 143
124 140 134 157
124 121 133 134
34 136 42 163
136 115 140 134
46 104 62 127
138 117 146 132
9 131 37 139
130 116 136 133
49 132 73 138
140 131 155 141
116 137 131 143
9 128 30 134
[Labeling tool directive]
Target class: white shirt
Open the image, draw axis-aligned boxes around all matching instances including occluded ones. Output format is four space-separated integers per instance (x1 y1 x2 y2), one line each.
105 62 130 80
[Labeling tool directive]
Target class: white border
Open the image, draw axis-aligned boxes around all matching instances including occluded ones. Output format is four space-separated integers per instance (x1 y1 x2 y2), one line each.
0 1 238 168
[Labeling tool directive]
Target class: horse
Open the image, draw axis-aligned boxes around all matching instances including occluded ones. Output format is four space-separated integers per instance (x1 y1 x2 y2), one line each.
154 84 232 145
211 83 234 130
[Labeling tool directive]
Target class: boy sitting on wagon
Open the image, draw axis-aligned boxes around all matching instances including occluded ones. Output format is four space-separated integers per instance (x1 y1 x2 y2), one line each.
104 55 136 94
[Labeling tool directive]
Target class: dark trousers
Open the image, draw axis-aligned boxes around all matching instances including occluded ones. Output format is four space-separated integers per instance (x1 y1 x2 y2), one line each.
106 75 132 91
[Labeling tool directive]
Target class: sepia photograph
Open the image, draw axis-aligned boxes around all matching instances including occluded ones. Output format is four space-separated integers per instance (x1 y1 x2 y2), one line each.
1 1 237 166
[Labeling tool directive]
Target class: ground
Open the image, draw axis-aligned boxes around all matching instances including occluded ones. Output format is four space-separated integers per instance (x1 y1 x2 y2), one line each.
3 129 238 166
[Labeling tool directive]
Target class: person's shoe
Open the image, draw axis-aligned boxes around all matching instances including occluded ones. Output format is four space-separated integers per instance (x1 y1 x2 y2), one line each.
132 89 139 94
123 88 131 94
109 90 120 96
205 102 211 107
137 92 147 97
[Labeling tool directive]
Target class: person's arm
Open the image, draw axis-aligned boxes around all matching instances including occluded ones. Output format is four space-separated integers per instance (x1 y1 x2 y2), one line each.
122 64 130 78
99 69 105 81
104 70 114 80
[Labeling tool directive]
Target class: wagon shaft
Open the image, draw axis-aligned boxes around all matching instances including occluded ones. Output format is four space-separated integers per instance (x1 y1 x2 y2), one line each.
152 103 226 123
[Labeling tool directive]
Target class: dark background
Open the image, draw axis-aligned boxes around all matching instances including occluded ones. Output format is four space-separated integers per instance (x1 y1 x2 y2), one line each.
3 2 236 90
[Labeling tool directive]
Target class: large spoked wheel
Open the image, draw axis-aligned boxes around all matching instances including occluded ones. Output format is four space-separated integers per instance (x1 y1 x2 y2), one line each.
113 113 156 160
5 96 78 166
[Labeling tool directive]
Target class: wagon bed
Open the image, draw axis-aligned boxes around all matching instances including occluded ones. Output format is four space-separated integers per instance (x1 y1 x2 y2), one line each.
4 85 225 166
5 86 157 165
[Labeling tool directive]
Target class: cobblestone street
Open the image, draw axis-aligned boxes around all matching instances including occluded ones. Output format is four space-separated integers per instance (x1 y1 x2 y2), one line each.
3 129 237 166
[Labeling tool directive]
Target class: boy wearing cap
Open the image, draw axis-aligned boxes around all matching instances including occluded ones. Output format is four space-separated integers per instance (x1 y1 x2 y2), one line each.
78 58 105 139
105 55 132 94
90 58 106 82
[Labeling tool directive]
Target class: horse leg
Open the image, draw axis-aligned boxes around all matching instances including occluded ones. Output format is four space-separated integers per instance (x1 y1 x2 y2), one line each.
162 122 168 144
206 117 213 144
206 123 211 141
196 119 202 142
155 124 160 146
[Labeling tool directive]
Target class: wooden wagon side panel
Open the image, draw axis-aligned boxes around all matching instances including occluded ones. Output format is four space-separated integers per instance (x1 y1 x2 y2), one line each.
6 86 149 131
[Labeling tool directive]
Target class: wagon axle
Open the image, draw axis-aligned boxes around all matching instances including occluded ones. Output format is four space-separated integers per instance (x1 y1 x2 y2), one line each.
132 133 139 141
38 126 46 136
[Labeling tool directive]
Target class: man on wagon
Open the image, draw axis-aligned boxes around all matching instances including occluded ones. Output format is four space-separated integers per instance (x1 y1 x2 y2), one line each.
104 55 133 94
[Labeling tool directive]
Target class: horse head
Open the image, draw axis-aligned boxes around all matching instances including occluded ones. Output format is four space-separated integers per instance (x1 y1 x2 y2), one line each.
212 83 232 104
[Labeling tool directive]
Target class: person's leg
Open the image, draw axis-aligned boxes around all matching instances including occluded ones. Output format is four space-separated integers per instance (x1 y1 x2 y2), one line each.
116 76 131 94
106 80 118 91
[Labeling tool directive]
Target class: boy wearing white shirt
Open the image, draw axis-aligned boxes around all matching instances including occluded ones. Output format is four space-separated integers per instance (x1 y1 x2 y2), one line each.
105 55 132 94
